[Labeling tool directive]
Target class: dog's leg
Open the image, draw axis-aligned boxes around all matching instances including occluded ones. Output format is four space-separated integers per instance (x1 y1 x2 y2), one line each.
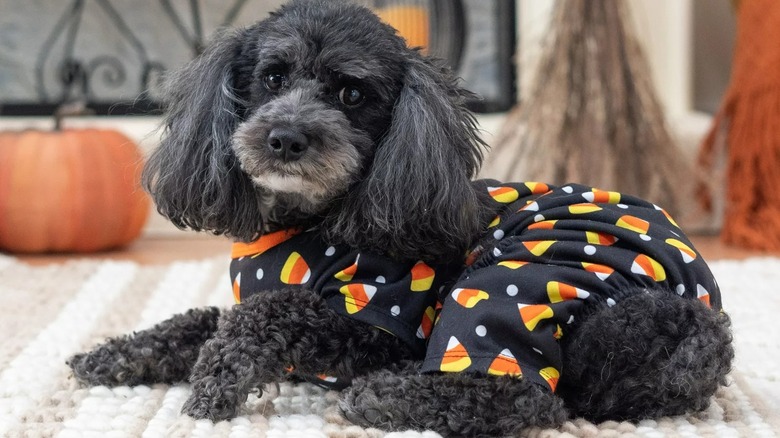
557 289 734 422
68 307 221 386
181 287 413 421
340 362 567 436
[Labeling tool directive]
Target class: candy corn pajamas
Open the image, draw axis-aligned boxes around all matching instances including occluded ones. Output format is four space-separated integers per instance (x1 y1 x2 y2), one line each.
230 228 460 388
421 180 722 392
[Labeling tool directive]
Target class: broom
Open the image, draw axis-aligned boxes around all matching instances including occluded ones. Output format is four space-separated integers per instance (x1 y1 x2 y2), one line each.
487 0 689 216
698 0 780 250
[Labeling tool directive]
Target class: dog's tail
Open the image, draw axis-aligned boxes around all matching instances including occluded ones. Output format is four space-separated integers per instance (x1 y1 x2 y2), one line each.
68 307 221 387
557 288 734 422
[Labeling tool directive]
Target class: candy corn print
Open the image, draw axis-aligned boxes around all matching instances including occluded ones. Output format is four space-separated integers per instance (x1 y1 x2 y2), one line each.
421 180 721 392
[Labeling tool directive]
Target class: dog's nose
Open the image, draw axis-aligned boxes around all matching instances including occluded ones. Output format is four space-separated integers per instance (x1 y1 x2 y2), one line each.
267 128 309 162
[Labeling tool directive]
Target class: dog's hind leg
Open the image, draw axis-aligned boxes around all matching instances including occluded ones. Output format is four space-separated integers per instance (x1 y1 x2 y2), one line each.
68 307 221 386
557 289 734 422
180 287 413 421
340 361 567 436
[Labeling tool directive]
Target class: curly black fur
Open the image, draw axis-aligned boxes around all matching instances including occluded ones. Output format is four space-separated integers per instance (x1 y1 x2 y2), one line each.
557 289 734 422
341 361 567 437
68 0 734 436
319 54 485 263
68 307 221 386
338 289 733 436
180 288 414 420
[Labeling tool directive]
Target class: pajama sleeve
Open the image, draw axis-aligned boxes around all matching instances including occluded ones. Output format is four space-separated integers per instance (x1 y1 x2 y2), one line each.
231 229 460 357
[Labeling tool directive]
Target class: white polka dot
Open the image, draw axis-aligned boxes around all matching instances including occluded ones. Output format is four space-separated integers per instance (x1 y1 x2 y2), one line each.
376 276 386 284
606 298 616 307
493 247 502 257
390 305 401 316
584 245 597 255
582 192 595 203
534 214 545 223
562 186 574 193
493 229 505 240
617 204 629 209
506 284 518 296
639 234 652 241
676 284 686 296
256 268 264 280
475 325 487 337
325 246 336 256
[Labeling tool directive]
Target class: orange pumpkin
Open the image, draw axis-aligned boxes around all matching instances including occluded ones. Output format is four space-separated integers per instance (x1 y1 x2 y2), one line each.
0 128 149 253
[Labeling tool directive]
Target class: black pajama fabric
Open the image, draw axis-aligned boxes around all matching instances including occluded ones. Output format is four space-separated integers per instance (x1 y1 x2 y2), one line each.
230 228 459 387
420 181 721 392
229 180 721 393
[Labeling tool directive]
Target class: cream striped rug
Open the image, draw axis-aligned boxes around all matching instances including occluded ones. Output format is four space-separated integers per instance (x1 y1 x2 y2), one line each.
1 254 778 437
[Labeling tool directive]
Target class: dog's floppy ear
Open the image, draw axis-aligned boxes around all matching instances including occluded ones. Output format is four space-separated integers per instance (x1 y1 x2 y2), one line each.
326 56 486 262
143 28 263 241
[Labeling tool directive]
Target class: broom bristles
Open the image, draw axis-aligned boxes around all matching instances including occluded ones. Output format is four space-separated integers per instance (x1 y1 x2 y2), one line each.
488 0 690 217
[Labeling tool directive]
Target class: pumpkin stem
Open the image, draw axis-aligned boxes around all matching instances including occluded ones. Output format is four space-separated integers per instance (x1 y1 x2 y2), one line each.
54 101 94 131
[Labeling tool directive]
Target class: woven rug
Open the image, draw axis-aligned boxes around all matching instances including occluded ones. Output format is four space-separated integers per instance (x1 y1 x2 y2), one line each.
1 254 779 438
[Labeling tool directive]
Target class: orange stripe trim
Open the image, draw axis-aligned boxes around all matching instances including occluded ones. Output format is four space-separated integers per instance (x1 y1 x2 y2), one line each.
231 229 302 259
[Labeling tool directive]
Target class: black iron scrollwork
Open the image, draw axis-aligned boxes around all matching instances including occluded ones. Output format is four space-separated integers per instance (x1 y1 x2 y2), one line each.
34 0 248 111
9 0 512 116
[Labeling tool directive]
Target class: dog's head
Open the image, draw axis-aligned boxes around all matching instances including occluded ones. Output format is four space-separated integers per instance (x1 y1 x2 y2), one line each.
143 0 486 262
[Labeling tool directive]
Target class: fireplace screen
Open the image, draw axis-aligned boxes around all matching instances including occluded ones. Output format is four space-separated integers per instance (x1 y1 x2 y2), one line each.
0 0 515 115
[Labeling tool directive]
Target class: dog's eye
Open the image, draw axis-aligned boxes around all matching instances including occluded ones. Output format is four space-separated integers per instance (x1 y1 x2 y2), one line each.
338 86 364 107
265 73 286 91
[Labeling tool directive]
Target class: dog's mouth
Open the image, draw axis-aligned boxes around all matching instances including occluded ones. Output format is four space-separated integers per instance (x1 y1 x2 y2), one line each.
232 132 362 206
250 166 326 196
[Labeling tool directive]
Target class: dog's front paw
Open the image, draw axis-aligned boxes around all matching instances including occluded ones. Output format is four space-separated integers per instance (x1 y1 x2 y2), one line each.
67 340 139 386
341 386 406 431
181 377 243 421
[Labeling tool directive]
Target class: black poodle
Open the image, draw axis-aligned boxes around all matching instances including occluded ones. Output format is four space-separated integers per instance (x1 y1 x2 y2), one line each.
68 1 734 436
